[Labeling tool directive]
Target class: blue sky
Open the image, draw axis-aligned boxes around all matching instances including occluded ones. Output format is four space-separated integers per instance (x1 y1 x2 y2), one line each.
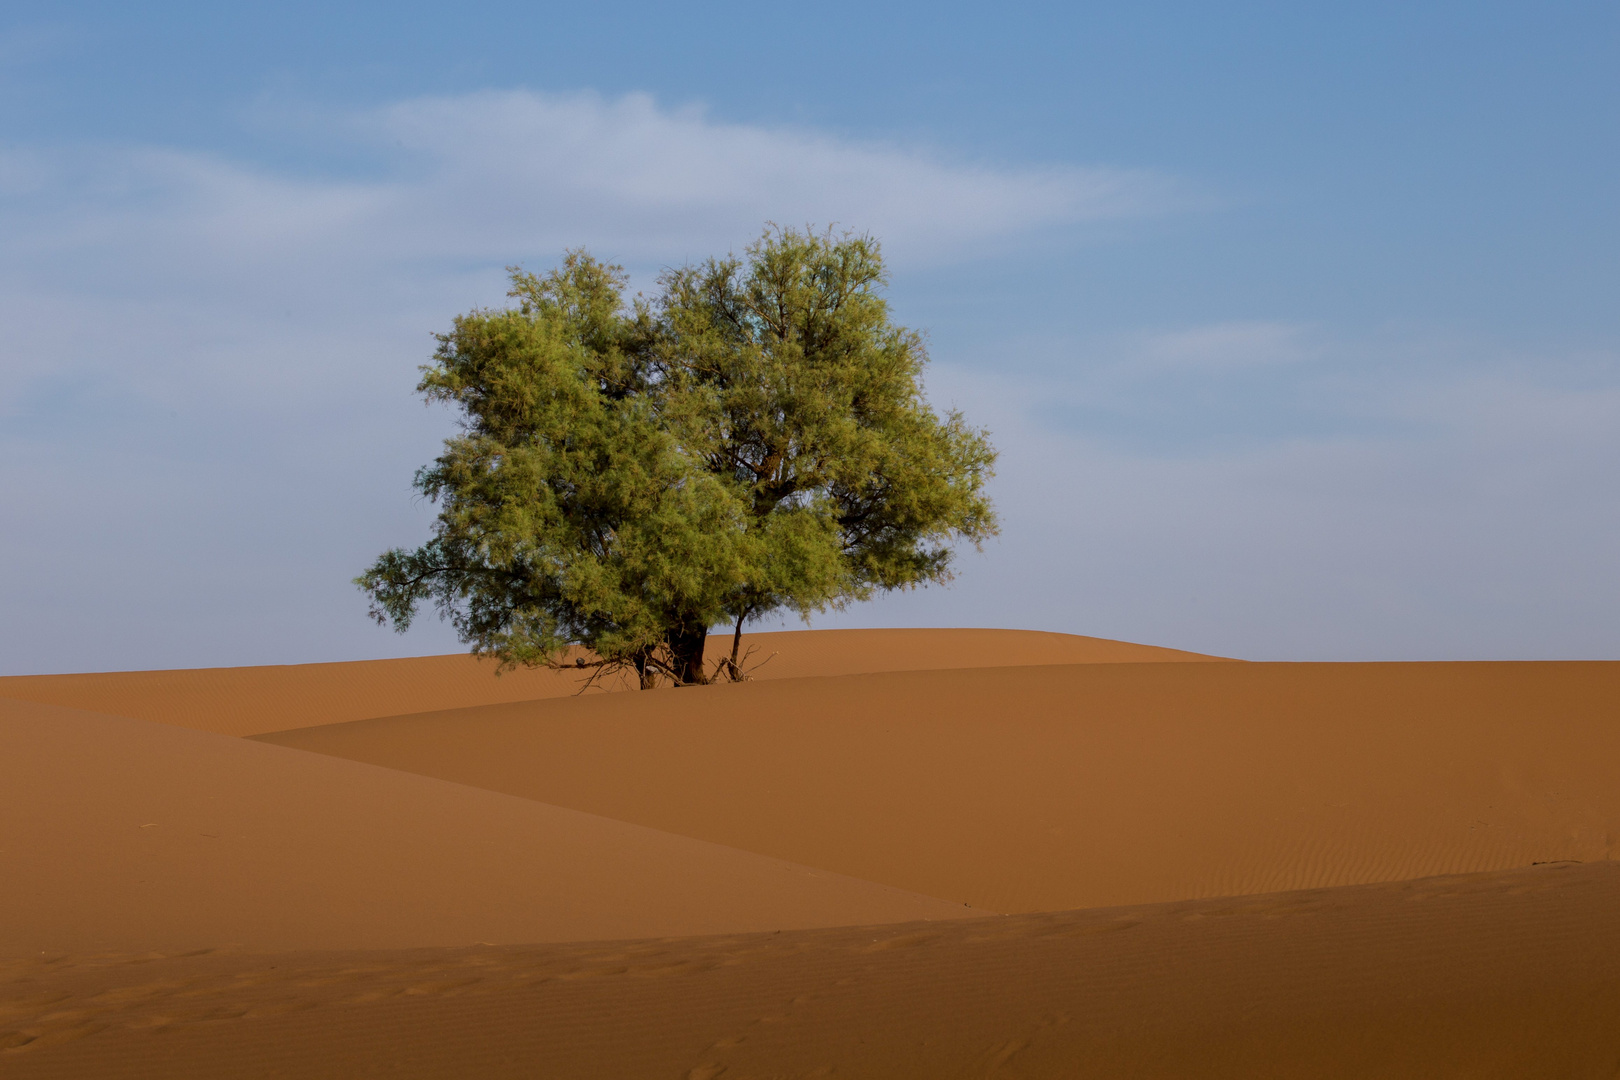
2 1 1617 672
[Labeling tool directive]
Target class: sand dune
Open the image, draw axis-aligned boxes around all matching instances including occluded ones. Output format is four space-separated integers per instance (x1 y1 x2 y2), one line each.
257 660 1620 912
8 629 1619 1077
0 697 972 954
0 628 1223 737
6 861 1618 1079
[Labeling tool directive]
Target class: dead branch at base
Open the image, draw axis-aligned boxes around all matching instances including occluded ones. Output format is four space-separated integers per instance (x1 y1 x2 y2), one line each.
546 653 637 695
710 644 777 684
544 639 777 693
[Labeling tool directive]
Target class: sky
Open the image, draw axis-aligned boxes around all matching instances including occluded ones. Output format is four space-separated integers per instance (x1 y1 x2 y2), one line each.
2 1 1617 673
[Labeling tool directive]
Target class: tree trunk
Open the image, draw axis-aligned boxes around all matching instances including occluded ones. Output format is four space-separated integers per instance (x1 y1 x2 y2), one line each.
633 649 658 690
668 625 710 686
727 616 745 681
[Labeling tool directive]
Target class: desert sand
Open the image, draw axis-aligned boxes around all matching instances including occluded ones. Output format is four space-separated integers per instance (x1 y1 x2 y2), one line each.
6 862 1618 1079
4 628 1618 1077
0 698 972 954
254 660 1620 911
0 628 1222 737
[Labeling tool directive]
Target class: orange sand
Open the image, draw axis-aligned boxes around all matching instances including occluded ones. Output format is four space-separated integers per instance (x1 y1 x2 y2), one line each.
256 660 1620 911
4 629 1618 1078
0 698 970 954
6 863 1617 1078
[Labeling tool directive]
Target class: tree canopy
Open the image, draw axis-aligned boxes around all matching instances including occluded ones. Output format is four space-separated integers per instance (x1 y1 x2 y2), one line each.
357 227 998 687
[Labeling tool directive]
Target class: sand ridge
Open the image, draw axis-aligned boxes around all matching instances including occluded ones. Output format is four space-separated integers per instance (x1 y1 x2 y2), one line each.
0 628 1225 737
0 696 974 954
256 659 1620 912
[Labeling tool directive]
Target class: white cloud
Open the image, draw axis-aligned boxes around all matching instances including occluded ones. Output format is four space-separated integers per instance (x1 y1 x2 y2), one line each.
360 90 1176 262
1130 321 1314 372
0 89 1179 410
1 89 1176 284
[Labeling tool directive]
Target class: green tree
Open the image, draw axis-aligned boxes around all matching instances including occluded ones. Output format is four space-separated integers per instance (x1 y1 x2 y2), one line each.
358 227 998 688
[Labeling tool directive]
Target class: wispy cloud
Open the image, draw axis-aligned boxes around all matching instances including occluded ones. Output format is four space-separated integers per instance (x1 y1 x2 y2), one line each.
1130 321 1315 373
0 89 1183 409
358 90 1179 262
2 89 1180 282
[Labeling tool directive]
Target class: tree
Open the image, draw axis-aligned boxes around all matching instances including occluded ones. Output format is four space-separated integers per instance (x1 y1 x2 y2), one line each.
357 226 998 688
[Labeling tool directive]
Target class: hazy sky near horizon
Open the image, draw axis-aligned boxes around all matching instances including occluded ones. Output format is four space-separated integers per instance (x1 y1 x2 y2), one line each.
2 1 1617 673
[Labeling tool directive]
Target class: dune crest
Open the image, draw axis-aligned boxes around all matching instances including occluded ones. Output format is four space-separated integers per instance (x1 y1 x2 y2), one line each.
0 628 1225 737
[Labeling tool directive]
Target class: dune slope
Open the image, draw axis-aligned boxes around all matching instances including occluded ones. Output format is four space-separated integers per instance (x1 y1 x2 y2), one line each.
257 660 1620 912
0 628 1224 737
0 697 972 954
6 861 1618 1079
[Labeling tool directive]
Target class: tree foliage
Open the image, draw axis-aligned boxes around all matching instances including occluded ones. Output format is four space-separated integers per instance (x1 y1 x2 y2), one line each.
358 227 998 687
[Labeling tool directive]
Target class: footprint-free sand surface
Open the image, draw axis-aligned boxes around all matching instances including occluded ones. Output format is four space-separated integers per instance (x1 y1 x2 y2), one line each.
255 659 1620 913
0 628 1221 737
0 698 972 955
4 628 1618 1077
